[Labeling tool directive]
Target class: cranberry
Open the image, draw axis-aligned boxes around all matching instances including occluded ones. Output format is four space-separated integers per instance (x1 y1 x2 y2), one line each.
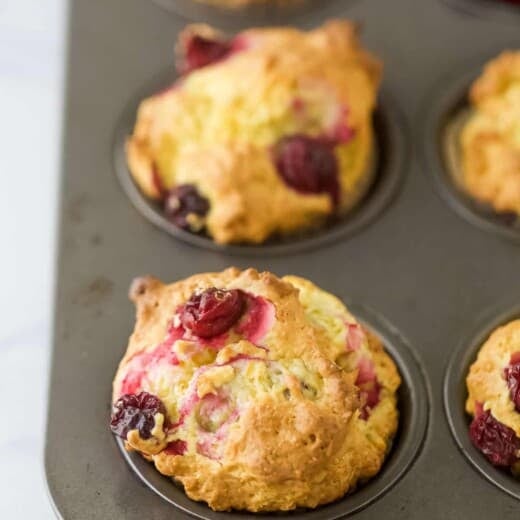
504 352 520 412
180 288 246 338
235 294 275 344
164 440 187 456
355 357 381 420
110 392 167 440
359 381 381 420
164 184 209 231
274 135 340 206
469 408 520 467
178 34 232 75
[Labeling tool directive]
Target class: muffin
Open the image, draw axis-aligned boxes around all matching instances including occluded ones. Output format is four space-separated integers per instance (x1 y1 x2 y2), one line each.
110 268 400 511
460 51 520 217
127 21 381 244
466 319 520 475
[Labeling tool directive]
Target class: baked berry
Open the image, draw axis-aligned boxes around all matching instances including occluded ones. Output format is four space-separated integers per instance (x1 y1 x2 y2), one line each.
469 408 520 467
164 440 187 456
504 352 520 412
274 135 340 206
178 34 232 75
180 288 246 338
110 392 167 440
164 184 209 231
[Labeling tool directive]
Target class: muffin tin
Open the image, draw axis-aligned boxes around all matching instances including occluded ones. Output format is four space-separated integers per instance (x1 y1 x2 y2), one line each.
45 0 520 518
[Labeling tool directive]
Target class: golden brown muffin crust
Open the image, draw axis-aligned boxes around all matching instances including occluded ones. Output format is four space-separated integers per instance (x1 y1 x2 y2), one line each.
112 269 400 511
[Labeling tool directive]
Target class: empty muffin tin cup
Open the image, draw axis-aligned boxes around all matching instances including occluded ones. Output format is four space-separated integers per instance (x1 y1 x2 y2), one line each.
149 0 349 28
115 302 429 520
444 302 520 501
421 61 520 242
113 69 407 256
441 0 520 22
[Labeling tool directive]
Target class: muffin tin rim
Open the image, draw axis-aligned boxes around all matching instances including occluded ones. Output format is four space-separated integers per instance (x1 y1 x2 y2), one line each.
419 53 520 243
114 300 430 519
443 301 520 501
113 66 409 257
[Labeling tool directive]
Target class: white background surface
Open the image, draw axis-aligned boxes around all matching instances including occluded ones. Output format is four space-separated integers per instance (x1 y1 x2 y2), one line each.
0 0 65 517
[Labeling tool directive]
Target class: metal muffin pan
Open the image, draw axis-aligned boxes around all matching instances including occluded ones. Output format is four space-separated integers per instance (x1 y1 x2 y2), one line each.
115 303 429 520
113 69 407 256
421 58 520 242
45 0 520 518
445 301 520 502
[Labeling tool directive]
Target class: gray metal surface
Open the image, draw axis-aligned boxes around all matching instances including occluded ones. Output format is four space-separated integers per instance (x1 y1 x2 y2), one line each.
45 0 520 518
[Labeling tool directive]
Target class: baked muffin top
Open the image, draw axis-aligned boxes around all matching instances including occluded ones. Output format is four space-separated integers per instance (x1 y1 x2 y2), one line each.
466 319 520 474
461 51 520 217
127 21 381 244
111 268 400 511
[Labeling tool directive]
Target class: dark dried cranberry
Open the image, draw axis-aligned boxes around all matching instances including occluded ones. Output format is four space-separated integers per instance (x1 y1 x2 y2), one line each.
110 392 167 440
469 408 520 467
164 184 209 231
504 352 520 412
274 135 340 206
180 288 245 338
178 34 232 75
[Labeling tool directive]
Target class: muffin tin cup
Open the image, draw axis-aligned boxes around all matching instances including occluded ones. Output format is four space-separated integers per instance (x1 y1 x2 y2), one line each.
115 302 429 520
444 302 520 501
420 57 520 243
113 70 407 257
441 0 520 23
